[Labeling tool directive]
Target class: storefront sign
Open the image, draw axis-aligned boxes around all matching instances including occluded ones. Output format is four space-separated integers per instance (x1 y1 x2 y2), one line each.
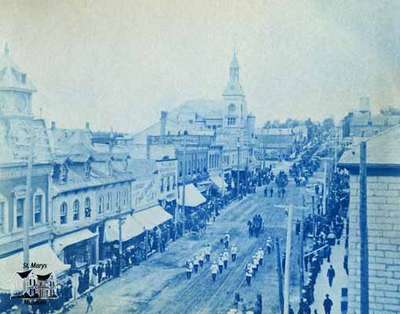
132 178 158 210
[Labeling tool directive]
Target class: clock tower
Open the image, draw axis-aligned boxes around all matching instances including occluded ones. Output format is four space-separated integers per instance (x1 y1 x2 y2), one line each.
223 49 248 129
0 44 36 117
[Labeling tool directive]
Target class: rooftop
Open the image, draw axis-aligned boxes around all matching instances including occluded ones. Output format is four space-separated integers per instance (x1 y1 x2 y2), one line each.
339 125 400 168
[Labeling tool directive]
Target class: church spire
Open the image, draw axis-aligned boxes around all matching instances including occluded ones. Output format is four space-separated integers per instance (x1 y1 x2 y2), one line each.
229 48 239 83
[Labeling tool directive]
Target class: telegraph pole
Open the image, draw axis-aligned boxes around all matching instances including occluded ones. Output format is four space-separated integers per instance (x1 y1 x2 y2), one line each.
236 138 240 197
181 133 187 233
275 238 284 314
283 204 293 314
322 160 328 216
359 141 369 314
299 205 305 304
23 133 34 269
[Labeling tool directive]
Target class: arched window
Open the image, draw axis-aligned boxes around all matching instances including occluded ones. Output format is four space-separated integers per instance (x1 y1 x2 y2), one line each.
84 197 91 218
98 195 104 214
60 202 68 224
73 200 80 221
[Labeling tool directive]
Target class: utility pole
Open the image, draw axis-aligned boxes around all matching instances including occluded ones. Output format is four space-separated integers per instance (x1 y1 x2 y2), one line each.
322 160 328 216
275 238 284 314
237 138 240 198
334 127 338 172
299 205 305 304
283 204 293 314
359 141 369 314
311 195 316 239
181 133 187 233
23 133 34 270
118 215 123 276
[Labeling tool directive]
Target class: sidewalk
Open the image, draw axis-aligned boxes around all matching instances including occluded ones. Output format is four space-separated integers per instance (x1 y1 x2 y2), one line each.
311 240 348 314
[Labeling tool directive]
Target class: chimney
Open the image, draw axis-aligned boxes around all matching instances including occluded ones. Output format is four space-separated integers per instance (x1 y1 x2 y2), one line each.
85 121 90 130
160 111 168 136
51 121 56 130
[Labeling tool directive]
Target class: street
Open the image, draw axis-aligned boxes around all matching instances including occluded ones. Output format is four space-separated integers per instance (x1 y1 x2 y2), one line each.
69 173 309 314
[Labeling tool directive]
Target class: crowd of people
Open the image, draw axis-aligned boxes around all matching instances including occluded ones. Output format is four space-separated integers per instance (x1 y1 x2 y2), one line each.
297 168 349 314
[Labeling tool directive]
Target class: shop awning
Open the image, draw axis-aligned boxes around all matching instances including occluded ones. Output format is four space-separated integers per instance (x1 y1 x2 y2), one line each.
210 175 227 192
0 244 70 292
53 229 97 253
104 216 145 243
133 206 173 230
177 184 207 207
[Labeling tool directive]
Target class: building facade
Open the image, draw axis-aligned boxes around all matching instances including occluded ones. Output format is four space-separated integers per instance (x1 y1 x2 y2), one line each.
340 126 400 314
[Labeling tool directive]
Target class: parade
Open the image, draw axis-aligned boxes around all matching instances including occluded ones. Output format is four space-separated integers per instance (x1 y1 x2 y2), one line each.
1 2 398 313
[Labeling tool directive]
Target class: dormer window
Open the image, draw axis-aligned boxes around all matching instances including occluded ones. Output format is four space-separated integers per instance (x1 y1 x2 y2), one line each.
21 73 26 84
60 164 68 183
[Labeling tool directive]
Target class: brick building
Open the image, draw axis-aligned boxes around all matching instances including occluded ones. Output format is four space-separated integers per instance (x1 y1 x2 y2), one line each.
339 126 400 314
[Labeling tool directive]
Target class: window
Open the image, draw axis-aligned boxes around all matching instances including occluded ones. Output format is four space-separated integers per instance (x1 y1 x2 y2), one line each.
227 117 236 126
34 195 43 224
84 197 91 218
172 176 176 190
122 191 127 207
60 202 67 224
16 198 24 229
106 192 112 211
115 191 120 210
166 176 170 192
161 178 164 192
73 200 80 221
0 201 4 233
98 196 104 214
179 161 183 177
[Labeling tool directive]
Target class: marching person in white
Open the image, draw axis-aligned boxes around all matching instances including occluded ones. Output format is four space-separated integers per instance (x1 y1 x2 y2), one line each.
257 248 264 266
193 255 200 273
211 262 218 282
224 232 230 249
204 244 211 262
218 255 224 274
222 249 229 269
231 244 238 262
252 255 259 275
245 263 253 286
198 250 205 268
186 260 193 279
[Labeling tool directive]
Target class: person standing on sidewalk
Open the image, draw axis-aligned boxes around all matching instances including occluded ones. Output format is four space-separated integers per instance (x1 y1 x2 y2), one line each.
85 292 94 313
326 265 336 287
343 253 349 275
323 294 333 314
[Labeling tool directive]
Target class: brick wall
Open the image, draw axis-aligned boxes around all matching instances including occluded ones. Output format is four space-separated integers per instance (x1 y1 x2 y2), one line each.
348 175 400 314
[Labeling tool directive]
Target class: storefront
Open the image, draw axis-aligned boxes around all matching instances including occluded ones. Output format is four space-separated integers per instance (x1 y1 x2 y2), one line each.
103 215 146 259
0 244 70 293
53 229 97 269
177 183 207 209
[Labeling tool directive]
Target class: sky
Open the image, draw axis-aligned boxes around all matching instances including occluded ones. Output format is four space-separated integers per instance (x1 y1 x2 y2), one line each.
0 0 399 132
